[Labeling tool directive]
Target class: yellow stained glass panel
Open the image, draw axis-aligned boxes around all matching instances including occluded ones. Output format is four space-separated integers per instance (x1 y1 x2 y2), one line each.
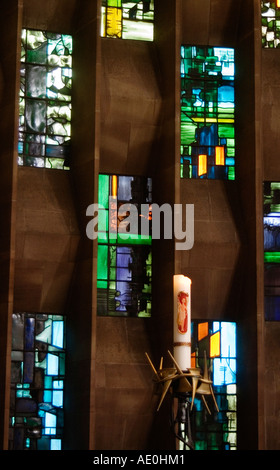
210 331 220 358
112 174 118 198
198 154 207 177
107 7 122 38
215 146 225 166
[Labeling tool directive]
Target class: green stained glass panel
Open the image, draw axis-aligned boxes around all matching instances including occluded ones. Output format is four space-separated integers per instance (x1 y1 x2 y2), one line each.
108 0 121 6
98 209 108 232
97 174 152 317
264 252 280 263
98 244 108 281
262 1 280 48
181 45 235 180
99 174 110 208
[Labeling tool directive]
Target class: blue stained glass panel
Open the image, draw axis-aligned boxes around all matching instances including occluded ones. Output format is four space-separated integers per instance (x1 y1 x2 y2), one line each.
191 321 237 450
53 380 63 390
50 439 61 450
213 321 220 333
23 352 34 383
25 317 35 350
213 357 236 386
45 412 57 435
265 296 280 321
52 391 63 407
221 322 236 358
52 321 64 349
47 354 59 376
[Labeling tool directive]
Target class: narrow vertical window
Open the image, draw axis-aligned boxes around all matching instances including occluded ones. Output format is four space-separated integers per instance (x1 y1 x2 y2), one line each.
263 182 280 320
180 46 235 180
261 1 280 48
9 313 66 450
190 321 237 450
101 1 154 41
19 29 72 169
97 174 152 317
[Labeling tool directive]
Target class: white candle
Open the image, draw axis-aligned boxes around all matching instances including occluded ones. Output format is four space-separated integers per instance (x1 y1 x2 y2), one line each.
173 274 191 370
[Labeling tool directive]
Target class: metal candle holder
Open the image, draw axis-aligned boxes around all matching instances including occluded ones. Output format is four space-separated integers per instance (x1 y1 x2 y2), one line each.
145 349 219 450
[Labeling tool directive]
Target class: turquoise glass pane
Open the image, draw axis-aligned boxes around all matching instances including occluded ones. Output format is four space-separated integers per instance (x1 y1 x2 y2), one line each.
52 391 63 407
52 321 64 349
45 412 57 435
59 354 65 375
47 354 59 376
50 439 61 450
43 390 52 403
53 380 63 390
44 376 52 389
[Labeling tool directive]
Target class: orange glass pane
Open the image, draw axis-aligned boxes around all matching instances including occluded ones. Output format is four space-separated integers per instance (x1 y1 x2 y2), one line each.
210 331 220 358
111 174 118 199
198 154 207 176
191 352 196 369
198 322 208 341
215 146 225 166
277 0 280 8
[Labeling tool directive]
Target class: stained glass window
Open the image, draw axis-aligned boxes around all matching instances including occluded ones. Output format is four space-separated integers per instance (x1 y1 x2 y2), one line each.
101 0 154 41
18 29 72 170
261 1 280 48
180 46 235 180
9 313 66 450
97 174 152 317
190 321 237 450
263 182 280 320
